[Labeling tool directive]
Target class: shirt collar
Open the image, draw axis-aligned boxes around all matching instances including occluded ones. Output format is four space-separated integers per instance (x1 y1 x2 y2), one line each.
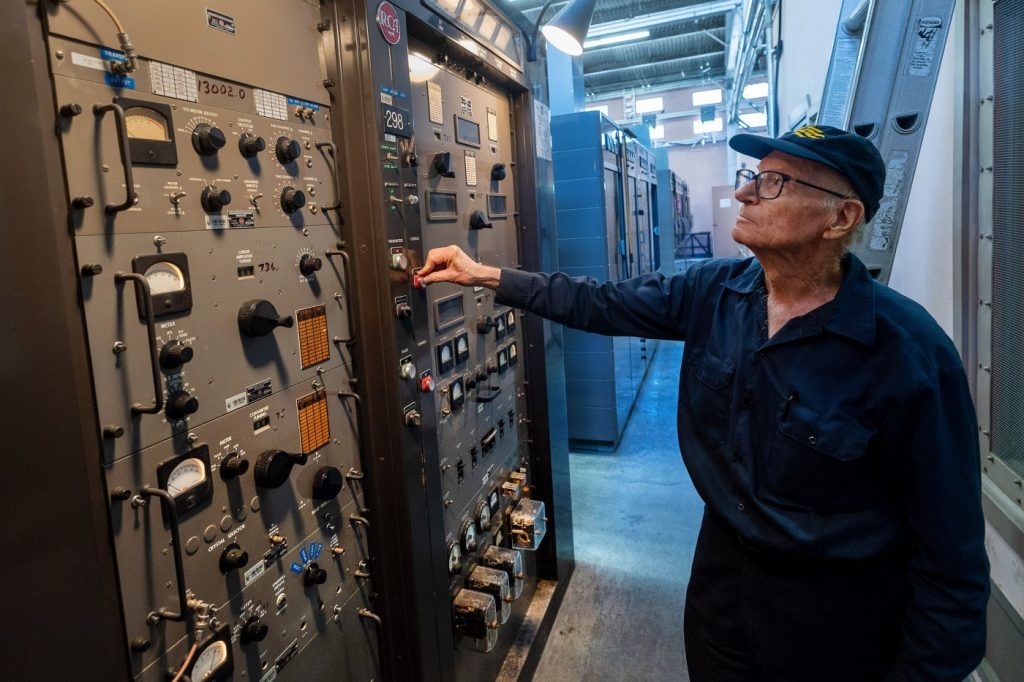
721 254 877 347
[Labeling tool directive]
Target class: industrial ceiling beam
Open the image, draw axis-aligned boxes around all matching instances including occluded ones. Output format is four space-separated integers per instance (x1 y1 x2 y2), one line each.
583 49 724 80
581 25 726 58
585 0 740 38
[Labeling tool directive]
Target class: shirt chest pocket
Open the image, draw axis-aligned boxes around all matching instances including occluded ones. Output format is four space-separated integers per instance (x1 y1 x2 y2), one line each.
760 403 880 514
686 353 735 450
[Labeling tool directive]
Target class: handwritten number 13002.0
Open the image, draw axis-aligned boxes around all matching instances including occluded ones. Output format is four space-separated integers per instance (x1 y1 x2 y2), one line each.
200 79 246 100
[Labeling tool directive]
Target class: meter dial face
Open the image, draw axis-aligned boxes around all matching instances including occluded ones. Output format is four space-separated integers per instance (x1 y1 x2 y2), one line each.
440 345 453 364
166 457 207 497
477 502 491 532
488 489 500 515
506 311 515 328
447 541 462 574
495 317 506 332
191 640 228 680
451 381 464 401
144 261 187 295
456 336 469 354
509 344 517 362
462 520 477 553
125 107 171 141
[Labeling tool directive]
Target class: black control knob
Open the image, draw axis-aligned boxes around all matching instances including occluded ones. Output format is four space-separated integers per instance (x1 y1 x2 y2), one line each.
201 185 231 212
253 449 307 488
239 133 266 159
304 562 328 587
159 340 194 370
219 543 249 573
433 152 456 178
491 163 507 181
486 360 498 375
299 254 322 276
192 123 226 156
281 186 306 214
465 373 478 390
469 210 492 230
475 368 488 384
241 616 269 644
312 466 344 501
476 315 496 333
238 299 295 337
404 151 418 167
275 136 302 164
167 391 199 419
395 302 413 319
221 453 250 480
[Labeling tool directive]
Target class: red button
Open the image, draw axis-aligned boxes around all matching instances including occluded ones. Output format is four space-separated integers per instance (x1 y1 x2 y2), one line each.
420 375 435 393
412 274 425 289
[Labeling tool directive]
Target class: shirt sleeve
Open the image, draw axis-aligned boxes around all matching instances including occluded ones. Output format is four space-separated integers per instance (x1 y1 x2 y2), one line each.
885 364 990 682
494 265 704 340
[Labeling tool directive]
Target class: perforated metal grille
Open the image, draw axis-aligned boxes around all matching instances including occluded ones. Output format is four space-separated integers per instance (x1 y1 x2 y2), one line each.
990 0 1024 477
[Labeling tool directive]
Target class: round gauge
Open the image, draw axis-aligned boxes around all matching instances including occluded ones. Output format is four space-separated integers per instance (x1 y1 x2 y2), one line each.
488 489 500 515
506 311 515 327
125 106 171 141
461 519 478 553
441 345 453 363
509 345 517 361
166 457 207 497
457 336 469 354
476 501 491 533
498 350 508 366
191 640 228 680
144 260 187 295
451 381 464 401
447 541 462 575
495 317 506 332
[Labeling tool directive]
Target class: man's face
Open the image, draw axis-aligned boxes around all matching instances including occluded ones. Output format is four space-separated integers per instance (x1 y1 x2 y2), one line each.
732 151 845 254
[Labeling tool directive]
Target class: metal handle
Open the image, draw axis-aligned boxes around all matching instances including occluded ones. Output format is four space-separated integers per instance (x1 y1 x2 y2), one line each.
316 141 342 212
114 272 165 414
326 243 356 345
140 486 187 623
93 103 136 214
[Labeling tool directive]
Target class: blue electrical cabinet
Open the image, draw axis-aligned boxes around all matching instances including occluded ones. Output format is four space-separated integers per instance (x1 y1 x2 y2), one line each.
552 111 657 449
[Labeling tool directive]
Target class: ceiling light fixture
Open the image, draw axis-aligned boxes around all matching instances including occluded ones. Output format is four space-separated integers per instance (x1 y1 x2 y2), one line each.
583 29 650 49
527 0 598 61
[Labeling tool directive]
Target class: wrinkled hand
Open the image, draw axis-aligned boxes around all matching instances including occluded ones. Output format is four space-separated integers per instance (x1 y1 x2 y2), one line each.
419 245 501 289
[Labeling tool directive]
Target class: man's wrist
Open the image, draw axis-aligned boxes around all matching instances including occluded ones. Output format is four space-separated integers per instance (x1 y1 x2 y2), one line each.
475 265 502 290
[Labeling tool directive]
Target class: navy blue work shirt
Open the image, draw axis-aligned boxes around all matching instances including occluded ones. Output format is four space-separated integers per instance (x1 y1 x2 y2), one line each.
496 254 989 682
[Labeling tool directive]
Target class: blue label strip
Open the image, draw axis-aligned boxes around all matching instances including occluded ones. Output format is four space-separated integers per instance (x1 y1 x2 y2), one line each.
289 562 303 574
313 542 323 559
299 548 309 565
99 47 126 61
104 73 135 90
286 97 321 111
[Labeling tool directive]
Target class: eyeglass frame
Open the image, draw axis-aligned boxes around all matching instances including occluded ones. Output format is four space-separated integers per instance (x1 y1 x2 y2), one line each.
734 168 851 201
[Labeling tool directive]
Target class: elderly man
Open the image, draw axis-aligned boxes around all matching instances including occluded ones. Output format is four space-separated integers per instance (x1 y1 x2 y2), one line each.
419 125 989 681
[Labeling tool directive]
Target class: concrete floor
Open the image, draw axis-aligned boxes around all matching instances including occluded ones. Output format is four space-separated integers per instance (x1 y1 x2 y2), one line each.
533 341 704 682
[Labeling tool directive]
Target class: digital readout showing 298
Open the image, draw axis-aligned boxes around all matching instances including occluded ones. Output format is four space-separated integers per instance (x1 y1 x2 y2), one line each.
382 103 413 137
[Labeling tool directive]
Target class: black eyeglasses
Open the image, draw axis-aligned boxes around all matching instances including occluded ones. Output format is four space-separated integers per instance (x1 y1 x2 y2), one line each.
735 169 849 200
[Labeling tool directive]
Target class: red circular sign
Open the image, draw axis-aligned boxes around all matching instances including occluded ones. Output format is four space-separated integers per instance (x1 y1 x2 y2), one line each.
376 1 401 45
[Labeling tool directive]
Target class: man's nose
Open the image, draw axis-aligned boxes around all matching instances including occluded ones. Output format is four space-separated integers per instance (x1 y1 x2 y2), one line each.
735 179 758 204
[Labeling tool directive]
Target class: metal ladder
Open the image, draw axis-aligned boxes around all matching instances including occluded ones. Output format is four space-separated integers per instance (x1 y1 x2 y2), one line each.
817 0 955 282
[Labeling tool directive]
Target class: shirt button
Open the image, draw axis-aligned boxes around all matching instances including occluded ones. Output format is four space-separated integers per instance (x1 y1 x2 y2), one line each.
737 503 745 512
807 435 818 445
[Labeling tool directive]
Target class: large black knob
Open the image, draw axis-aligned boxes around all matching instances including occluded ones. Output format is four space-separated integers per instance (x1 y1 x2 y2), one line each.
404 151 418 167
238 299 294 337
239 133 266 159
491 163 506 181
253 449 307 488
281 187 306 215
486 360 498 375
299 254 322 276
192 123 226 156
433 152 456 178
469 210 492 230
476 315 496 333
159 340 194 370
241 616 269 644
275 136 302 164
312 466 344 501
167 391 199 419
304 562 328 587
219 543 249 573
465 372 478 390
201 185 231 212
221 453 249 480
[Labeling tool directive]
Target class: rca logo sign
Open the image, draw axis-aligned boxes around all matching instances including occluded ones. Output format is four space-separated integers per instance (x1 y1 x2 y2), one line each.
377 2 402 45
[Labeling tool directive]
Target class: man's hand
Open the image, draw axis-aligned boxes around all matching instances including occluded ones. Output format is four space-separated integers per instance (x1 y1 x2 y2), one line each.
419 245 502 289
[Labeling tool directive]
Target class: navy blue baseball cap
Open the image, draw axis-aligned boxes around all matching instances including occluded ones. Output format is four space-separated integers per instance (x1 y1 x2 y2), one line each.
729 125 886 221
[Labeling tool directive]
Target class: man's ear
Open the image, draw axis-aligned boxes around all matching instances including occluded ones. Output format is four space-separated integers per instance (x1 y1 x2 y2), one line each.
823 199 865 242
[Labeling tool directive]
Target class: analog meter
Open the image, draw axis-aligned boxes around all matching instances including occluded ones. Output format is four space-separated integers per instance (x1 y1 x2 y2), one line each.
115 97 178 166
461 519 478 553
131 252 193 317
455 333 470 363
156 446 214 519
447 540 462 575
436 341 454 373
475 500 491 533
181 625 234 681
144 260 187 295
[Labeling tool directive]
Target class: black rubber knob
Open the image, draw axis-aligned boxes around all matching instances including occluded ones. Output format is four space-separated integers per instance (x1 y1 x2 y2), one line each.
219 543 249 573
405 152 418 167
433 152 456 178
192 123 226 156
239 133 266 159
201 186 231 212
276 136 302 164
238 299 294 337
159 340 194 370
476 315 495 333
465 374 478 390
304 562 328 587
281 187 306 214
241 616 269 644
469 210 492 230
491 163 506 181
486 361 498 375
253 449 307 488
312 466 344 501
167 392 199 419
299 254 322 276
221 454 249 480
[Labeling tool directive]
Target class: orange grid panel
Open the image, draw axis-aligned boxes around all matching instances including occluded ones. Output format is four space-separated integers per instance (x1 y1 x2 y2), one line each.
297 304 330 369
297 389 330 454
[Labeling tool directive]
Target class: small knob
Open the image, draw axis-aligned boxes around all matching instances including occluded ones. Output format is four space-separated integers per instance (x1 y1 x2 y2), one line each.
399 361 417 380
201 185 231 212
275 136 302 164
221 453 250 480
420 375 435 393
299 254 322 276
219 543 249 573
253 449 307 488
241 616 269 644
167 391 199 419
491 163 506 181
433 152 456 178
469 210 492 230
238 299 295 337
159 340 194 370
390 252 409 271
404 151 418 167
192 123 226 156
304 562 328 587
395 302 413 319
476 316 495 333
281 186 306 214
239 133 266 159
312 466 344 501
465 373 478 390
